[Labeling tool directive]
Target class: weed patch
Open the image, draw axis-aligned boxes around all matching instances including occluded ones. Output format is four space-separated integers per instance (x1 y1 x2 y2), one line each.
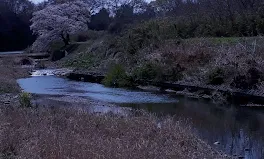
19 92 31 108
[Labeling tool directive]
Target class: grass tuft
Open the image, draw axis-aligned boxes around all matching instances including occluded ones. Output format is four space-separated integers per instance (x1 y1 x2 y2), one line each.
19 92 32 108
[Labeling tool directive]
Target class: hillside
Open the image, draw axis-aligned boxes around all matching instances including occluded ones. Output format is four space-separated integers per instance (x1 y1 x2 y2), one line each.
54 21 264 95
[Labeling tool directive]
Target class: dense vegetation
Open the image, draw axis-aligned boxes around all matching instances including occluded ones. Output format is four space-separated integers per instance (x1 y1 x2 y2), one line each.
0 0 35 51
2 0 264 91
2 0 264 51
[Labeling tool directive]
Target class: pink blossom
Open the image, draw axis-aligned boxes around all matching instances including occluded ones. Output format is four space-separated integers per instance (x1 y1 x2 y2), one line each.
30 1 91 52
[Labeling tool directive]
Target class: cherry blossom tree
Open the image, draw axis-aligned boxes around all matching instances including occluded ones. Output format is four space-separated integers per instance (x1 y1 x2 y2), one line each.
30 1 91 52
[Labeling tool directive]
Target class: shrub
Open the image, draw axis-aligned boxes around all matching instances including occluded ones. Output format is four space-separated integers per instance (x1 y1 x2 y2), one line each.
76 34 90 42
121 21 161 54
103 64 133 87
231 67 262 89
208 68 225 85
35 61 46 69
74 31 104 42
164 64 185 81
231 75 249 89
19 92 32 108
133 63 163 82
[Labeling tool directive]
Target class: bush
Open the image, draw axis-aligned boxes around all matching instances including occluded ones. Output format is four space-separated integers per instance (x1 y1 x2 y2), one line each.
164 64 185 81
208 68 225 85
76 34 90 42
19 92 32 108
70 30 105 43
103 64 133 87
120 21 161 54
231 67 262 89
133 63 163 82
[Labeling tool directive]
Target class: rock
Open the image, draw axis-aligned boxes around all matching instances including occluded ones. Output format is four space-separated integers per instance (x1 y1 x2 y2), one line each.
137 85 161 92
214 141 220 145
201 95 211 99
165 89 177 93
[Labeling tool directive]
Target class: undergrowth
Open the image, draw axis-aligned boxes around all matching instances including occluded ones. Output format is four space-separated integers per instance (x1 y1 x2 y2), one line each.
103 64 133 87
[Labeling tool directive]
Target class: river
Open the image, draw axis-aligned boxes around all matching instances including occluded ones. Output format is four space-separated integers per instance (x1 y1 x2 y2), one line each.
17 71 264 159
0 51 24 55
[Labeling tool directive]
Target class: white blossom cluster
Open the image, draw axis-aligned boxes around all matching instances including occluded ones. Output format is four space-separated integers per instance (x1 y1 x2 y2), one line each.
30 1 91 51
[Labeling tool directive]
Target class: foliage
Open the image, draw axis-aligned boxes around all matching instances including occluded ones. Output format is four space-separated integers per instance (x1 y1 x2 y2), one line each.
30 1 91 51
208 68 225 85
164 64 185 81
19 92 32 108
132 63 163 82
73 30 105 42
64 53 95 68
88 8 111 31
231 67 262 89
119 21 161 54
103 64 133 87
108 4 138 33
0 0 35 51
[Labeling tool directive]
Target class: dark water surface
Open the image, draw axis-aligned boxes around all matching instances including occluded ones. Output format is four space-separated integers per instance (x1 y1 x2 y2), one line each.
17 75 264 159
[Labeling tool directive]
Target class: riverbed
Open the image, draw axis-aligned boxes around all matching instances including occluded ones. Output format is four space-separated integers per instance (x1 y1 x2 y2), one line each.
17 71 264 159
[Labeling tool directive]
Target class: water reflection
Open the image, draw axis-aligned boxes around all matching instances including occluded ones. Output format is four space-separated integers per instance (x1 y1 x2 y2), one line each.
17 76 264 159
122 100 264 159
17 76 178 103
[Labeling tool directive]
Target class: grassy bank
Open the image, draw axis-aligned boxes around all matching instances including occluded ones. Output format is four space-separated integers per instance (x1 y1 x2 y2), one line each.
55 23 264 93
0 57 29 93
0 102 227 158
0 52 228 158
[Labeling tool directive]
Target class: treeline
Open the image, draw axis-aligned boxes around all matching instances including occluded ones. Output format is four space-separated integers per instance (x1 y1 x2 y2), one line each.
0 0 35 51
63 0 264 37
153 0 264 37
1 0 264 52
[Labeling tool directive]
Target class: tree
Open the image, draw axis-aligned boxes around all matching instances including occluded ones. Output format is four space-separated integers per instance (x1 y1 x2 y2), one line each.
88 8 111 30
30 1 91 51
0 0 35 51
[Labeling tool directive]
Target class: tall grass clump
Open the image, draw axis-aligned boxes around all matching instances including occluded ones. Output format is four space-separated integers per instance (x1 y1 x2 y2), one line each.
19 92 32 108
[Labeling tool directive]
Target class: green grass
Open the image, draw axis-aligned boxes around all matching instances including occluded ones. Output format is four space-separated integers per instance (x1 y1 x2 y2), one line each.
63 53 96 69
103 64 133 88
19 92 32 108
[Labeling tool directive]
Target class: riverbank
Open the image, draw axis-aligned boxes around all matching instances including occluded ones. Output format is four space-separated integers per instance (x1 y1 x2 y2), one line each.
0 56 29 93
51 35 264 105
0 56 229 158
0 97 228 159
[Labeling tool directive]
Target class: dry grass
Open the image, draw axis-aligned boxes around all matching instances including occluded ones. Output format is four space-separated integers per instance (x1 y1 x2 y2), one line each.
0 57 29 93
139 37 264 89
0 104 228 159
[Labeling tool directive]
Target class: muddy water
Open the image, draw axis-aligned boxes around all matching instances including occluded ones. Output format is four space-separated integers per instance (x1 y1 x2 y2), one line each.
17 73 264 159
